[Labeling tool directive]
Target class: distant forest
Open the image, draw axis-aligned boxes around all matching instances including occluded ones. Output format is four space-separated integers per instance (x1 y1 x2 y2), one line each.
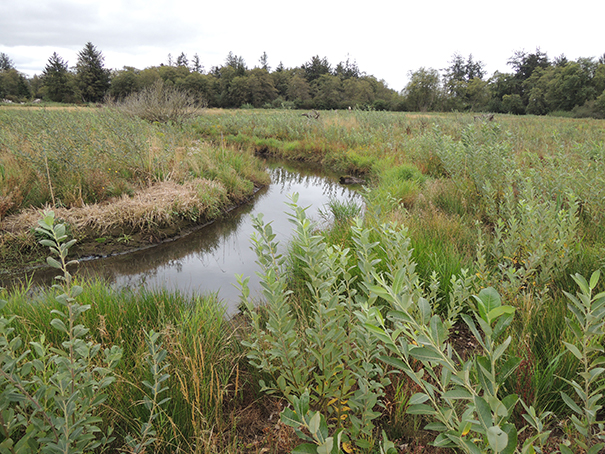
1 43 605 117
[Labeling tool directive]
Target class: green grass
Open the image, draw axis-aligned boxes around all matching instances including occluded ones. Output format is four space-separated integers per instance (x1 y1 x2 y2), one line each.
1 279 243 453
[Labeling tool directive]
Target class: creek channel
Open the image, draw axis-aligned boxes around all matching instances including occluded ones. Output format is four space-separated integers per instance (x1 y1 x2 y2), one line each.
11 159 362 314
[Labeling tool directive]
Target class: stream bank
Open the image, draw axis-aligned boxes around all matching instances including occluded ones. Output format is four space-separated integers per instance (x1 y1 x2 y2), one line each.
1 159 362 313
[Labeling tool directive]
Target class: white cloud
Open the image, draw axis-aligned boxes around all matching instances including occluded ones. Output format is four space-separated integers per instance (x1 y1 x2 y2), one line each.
1 0 603 91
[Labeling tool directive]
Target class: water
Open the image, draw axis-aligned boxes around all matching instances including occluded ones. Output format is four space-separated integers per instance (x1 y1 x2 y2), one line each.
6 160 361 313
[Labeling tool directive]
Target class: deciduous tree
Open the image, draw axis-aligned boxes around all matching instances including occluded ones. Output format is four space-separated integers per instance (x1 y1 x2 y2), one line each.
248 68 277 107
286 74 312 107
0 69 31 101
403 67 441 111
109 66 140 99
312 74 344 109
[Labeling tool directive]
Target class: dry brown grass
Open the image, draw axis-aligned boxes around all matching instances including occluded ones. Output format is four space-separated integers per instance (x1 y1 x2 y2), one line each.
0 179 228 237
323 115 360 130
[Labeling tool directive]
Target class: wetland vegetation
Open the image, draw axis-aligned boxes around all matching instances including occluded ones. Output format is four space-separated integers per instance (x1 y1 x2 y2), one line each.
0 106 605 453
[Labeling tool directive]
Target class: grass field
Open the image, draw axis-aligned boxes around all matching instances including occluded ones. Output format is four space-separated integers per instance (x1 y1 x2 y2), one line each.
1 107 605 453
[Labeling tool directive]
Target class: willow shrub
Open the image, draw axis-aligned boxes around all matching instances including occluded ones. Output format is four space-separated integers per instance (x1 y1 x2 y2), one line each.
240 195 605 453
239 195 477 452
0 211 123 453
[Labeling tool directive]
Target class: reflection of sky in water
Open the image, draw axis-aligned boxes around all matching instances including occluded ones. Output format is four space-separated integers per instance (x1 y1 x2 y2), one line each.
71 162 361 313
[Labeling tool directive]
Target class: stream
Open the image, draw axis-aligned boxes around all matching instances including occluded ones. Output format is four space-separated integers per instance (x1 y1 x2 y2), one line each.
7 160 362 314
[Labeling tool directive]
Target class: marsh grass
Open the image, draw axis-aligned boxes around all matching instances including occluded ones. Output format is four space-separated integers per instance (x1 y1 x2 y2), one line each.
0 109 269 267
2 280 242 453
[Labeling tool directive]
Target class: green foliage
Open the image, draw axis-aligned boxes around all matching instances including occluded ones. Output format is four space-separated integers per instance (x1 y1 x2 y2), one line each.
124 330 171 453
485 185 578 296
108 66 140 100
41 52 79 103
365 281 521 453
280 390 344 454
75 42 110 103
433 123 514 206
0 53 15 72
240 195 387 450
402 67 442 111
318 198 363 226
559 271 605 452
0 211 122 453
0 69 31 102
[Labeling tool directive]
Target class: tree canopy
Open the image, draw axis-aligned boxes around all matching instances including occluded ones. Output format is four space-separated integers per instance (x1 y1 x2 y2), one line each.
2 45 605 118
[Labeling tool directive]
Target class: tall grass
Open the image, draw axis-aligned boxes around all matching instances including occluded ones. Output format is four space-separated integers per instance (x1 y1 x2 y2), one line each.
0 108 268 215
1 280 243 453
0 108 270 270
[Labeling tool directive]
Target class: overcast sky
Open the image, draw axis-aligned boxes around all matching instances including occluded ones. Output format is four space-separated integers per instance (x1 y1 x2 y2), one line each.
1 0 603 92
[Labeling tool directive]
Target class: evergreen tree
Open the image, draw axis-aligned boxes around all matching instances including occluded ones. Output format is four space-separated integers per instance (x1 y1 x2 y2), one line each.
42 52 75 102
259 52 270 71
75 42 110 102
508 48 550 82
0 52 15 71
301 56 332 82
335 57 361 79
225 52 247 75
176 52 189 68
192 53 203 73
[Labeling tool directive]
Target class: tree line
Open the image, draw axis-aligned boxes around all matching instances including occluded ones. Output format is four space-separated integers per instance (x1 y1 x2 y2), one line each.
1 44 605 117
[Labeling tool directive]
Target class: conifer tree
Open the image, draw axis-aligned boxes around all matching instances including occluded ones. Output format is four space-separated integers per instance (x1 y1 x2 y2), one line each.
0 52 15 71
42 52 75 102
191 53 203 73
75 42 110 102
176 52 189 68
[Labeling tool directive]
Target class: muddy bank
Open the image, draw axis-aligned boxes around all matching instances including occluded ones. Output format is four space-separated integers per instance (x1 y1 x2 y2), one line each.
0 182 265 278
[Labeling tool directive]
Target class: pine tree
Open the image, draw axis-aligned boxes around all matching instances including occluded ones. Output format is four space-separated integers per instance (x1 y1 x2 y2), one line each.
0 52 15 71
176 52 189 68
192 53 203 73
42 52 74 102
259 52 270 71
75 42 110 103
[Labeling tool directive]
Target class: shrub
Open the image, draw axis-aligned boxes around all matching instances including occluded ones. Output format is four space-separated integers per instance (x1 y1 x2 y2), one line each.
116 79 205 124
0 211 122 453
239 195 389 451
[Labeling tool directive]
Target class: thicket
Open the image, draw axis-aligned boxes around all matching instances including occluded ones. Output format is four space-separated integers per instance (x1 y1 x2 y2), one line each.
114 79 205 124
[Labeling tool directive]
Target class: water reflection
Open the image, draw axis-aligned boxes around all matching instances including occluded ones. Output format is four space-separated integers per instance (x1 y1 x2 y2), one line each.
5 160 361 313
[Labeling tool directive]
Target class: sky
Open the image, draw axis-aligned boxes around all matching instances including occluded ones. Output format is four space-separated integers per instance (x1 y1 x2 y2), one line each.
1 0 604 92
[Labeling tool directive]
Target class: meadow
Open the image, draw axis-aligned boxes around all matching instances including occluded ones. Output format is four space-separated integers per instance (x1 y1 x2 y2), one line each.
0 106 605 453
